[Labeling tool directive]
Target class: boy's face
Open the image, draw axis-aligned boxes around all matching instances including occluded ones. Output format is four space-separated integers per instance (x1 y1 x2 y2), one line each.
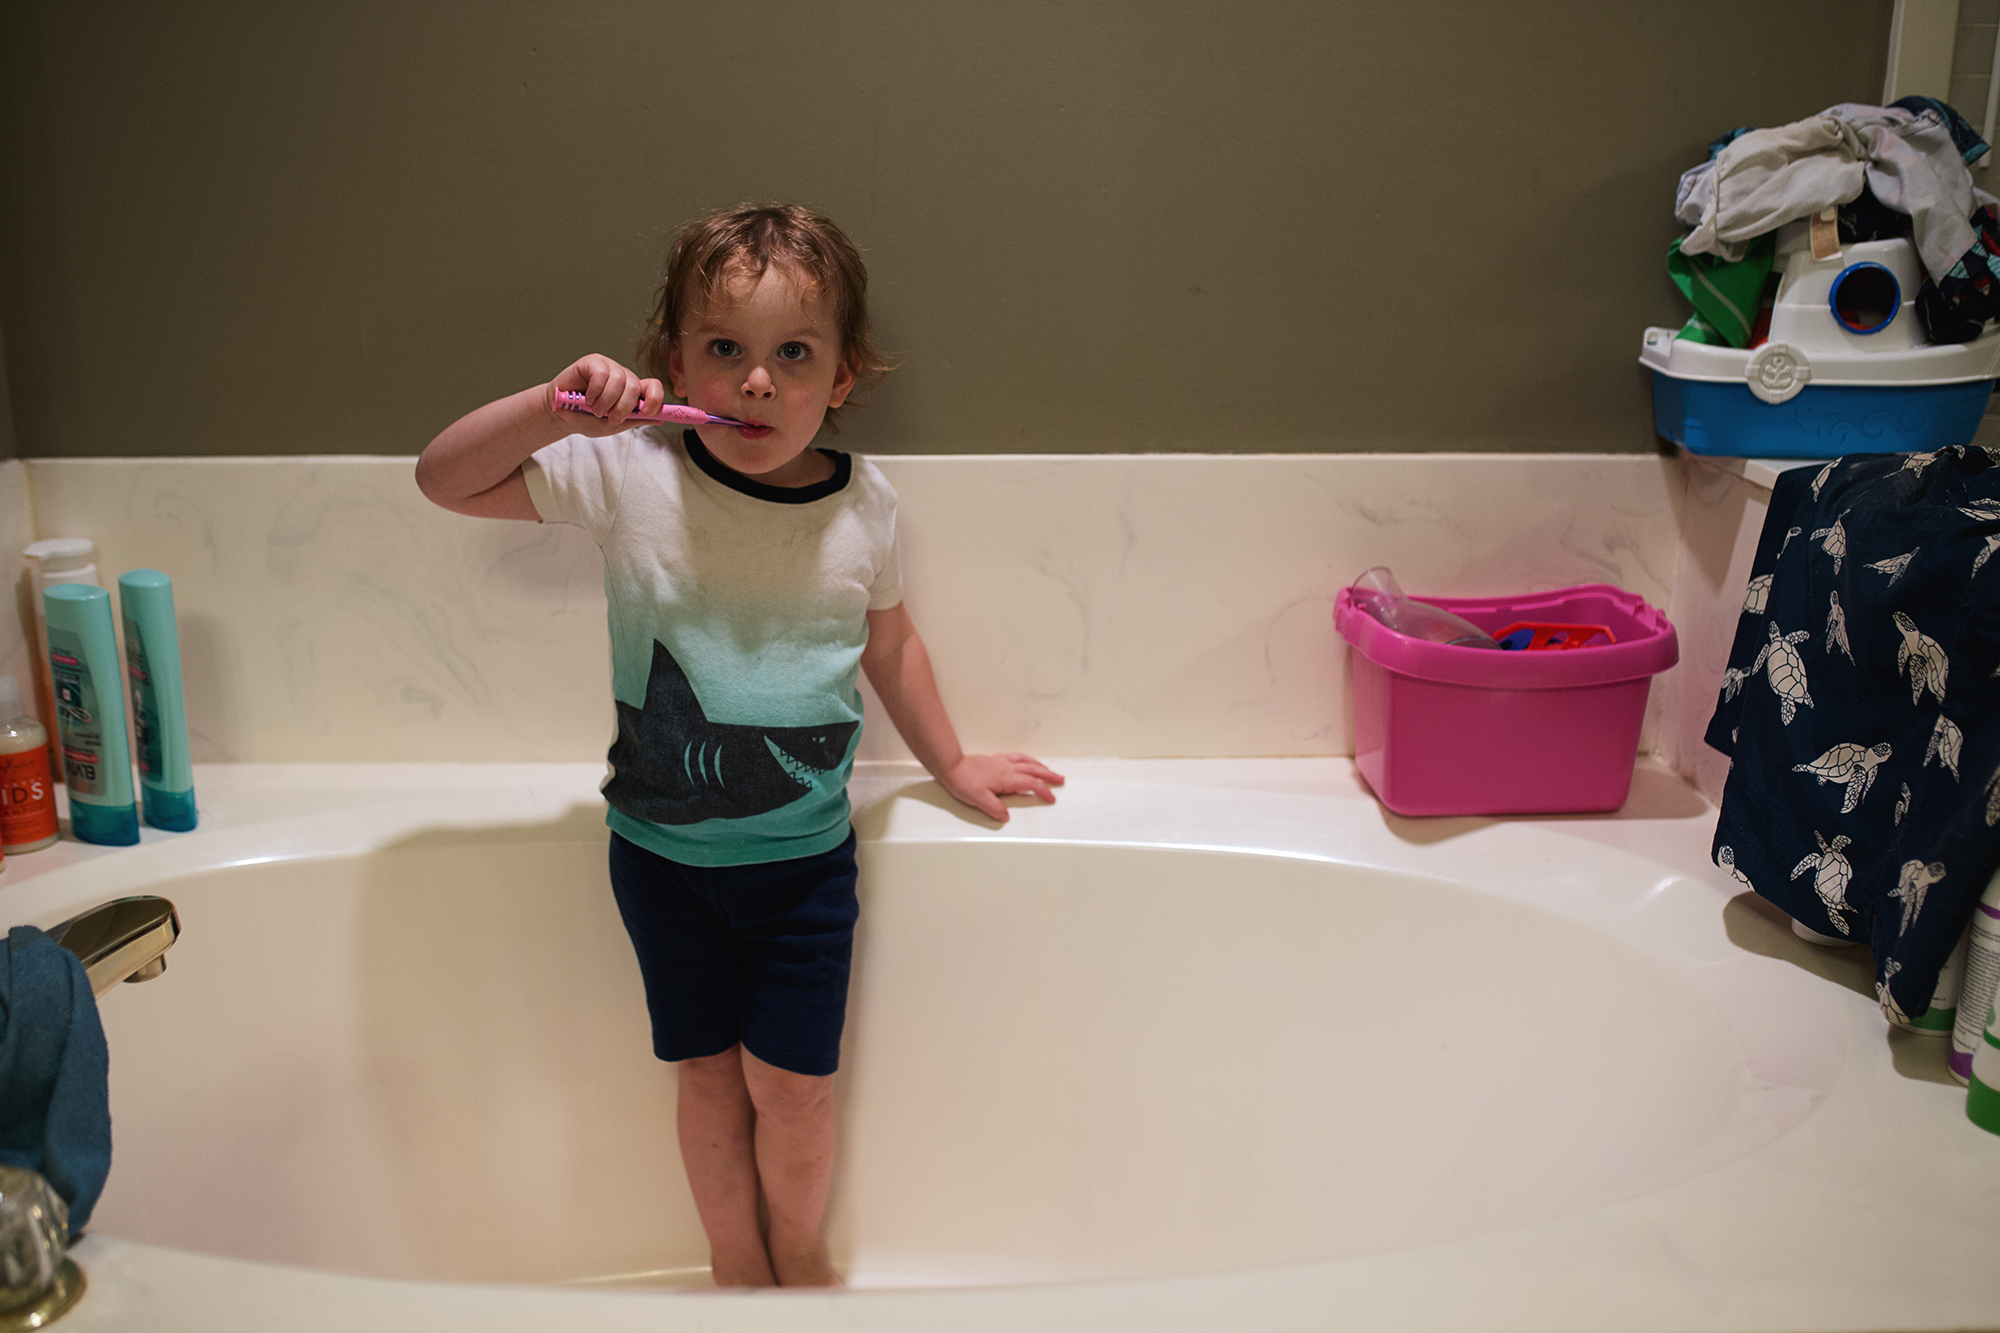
668 264 856 487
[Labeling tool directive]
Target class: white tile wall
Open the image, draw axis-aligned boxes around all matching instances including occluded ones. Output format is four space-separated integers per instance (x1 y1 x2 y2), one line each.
14 453 1685 765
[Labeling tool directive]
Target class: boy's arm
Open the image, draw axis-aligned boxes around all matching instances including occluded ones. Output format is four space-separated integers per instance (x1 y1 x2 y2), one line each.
416 355 666 520
860 602 1064 822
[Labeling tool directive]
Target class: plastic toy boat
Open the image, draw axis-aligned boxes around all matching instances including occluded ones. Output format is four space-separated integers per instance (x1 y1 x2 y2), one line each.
1642 224 2000 457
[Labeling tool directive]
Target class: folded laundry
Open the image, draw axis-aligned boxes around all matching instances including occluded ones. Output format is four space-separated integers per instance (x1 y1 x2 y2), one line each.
0 927 111 1238
1707 447 2000 1024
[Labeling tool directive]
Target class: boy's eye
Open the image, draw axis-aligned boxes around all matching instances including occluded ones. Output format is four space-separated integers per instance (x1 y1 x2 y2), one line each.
777 342 809 362
708 339 739 358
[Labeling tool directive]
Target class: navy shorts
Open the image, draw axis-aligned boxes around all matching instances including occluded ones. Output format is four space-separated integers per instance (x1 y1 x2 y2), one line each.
606 830 859 1077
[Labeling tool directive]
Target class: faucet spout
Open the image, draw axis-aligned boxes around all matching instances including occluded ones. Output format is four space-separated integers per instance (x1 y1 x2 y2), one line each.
46 896 179 998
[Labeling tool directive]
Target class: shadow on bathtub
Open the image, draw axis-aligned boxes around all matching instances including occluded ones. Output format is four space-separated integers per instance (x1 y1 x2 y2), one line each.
1721 889 1957 1086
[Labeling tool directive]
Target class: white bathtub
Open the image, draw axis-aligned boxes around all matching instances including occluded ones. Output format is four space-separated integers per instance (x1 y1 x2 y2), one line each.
3 758 1995 1332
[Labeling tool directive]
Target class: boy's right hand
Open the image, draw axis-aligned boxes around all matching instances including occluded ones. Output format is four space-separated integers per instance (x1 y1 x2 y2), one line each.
547 354 668 437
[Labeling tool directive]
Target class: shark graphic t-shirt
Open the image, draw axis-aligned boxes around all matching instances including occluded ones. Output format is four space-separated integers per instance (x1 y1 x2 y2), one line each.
524 426 902 867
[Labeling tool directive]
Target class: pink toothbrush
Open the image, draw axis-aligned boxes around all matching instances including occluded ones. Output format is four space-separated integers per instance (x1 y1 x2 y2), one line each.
554 389 748 427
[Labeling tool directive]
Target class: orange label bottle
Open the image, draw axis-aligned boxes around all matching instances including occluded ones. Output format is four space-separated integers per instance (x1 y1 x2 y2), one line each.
0 675 60 853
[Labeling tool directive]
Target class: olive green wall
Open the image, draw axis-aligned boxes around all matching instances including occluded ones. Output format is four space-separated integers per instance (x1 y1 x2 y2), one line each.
0 2 1891 458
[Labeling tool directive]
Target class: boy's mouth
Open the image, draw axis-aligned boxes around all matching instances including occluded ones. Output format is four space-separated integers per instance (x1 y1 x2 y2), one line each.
734 422 774 440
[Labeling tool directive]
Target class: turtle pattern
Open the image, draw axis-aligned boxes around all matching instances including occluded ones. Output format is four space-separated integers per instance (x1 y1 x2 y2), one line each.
1789 831 1855 936
1824 591 1852 662
1810 511 1849 573
1891 859 1946 935
1748 622 1813 724
1715 845 1755 890
1924 714 1963 780
1892 611 1948 706
1792 741 1891 812
1866 549 1916 585
1706 447 2000 1026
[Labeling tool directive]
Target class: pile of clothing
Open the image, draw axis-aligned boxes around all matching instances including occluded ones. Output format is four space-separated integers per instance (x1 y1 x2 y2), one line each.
1708 446 2000 1025
1669 98 2000 348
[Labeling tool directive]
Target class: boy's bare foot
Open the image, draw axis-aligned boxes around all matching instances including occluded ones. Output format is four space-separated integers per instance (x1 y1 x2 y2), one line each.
708 1244 777 1289
768 1237 842 1287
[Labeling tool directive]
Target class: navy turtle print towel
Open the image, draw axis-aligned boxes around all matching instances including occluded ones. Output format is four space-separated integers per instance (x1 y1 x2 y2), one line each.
1707 445 2000 1024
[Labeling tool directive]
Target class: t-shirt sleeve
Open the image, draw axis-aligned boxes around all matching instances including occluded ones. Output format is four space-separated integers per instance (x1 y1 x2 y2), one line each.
520 431 631 543
869 510 904 611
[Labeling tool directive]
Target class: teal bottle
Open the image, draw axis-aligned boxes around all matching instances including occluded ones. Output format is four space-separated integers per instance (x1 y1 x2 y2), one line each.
118 570 197 832
43 585 138 845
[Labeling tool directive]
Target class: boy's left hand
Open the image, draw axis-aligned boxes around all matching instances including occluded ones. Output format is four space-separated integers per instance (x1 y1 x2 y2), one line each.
940 754 1065 823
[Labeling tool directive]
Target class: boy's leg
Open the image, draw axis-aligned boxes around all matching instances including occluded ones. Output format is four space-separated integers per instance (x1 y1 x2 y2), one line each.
676 1046 776 1288
740 1046 841 1287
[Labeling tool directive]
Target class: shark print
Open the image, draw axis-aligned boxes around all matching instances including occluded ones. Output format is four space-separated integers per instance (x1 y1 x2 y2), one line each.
1895 781 1912 825
602 640 858 826
1743 574 1773 614
1790 831 1855 936
1715 845 1756 890
1891 859 1947 935
1824 591 1852 662
1865 549 1917 586
1792 741 1891 812
1924 714 1963 779
1892 612 1948 706
1749 622 1814 723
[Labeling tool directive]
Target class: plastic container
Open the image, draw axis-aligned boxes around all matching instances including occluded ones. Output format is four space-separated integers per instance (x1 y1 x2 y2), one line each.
1951 866 2000 1085
1892 926 1966 1036
1968 997 2000 1135
1641 233 2000 458
1334 583 1679 816
43 584 139 846
22 539 99 775
118 570 197 832
0 676 59 854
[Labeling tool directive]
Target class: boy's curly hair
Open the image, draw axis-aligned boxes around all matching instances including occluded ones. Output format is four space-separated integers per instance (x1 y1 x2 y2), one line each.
640 203 893 433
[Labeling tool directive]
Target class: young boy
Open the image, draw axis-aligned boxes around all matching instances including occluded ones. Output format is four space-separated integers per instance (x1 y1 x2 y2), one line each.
415 204 1062 1288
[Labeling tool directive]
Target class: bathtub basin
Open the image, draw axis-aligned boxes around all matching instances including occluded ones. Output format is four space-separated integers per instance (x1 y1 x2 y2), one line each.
3 758 1995 1332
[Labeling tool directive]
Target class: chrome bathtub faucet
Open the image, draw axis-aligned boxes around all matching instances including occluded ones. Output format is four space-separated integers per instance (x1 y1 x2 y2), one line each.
47 896 179 996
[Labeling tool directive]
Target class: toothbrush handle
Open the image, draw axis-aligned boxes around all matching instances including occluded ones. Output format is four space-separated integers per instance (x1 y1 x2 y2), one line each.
552 390 739 427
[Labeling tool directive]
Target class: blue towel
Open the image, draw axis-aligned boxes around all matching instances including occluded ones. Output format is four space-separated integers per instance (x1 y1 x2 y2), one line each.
0 926 111 1237
1706 446 2000 1024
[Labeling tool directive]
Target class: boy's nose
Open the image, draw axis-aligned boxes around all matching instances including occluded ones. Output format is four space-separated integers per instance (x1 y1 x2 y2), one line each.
742 365 776 399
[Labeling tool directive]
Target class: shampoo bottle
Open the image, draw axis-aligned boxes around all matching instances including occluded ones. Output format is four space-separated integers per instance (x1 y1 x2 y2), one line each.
1967 982 2000 1135
0 676 59 853
22 539 99 777
117 570 196 831
43 585 138 846
1950 866 2000 1085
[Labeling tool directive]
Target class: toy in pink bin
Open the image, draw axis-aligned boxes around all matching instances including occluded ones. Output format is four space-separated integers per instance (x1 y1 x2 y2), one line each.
1333 578 1678 817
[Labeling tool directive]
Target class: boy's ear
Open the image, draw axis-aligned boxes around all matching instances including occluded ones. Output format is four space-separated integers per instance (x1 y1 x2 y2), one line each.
828 356 857 409
666 343 686 397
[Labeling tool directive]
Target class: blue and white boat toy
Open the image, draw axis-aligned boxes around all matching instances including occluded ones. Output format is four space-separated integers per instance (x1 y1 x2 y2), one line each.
1642 222 2000 457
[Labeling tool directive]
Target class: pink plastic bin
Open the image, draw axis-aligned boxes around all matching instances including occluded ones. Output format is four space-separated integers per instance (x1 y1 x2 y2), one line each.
1333 583 1678 817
